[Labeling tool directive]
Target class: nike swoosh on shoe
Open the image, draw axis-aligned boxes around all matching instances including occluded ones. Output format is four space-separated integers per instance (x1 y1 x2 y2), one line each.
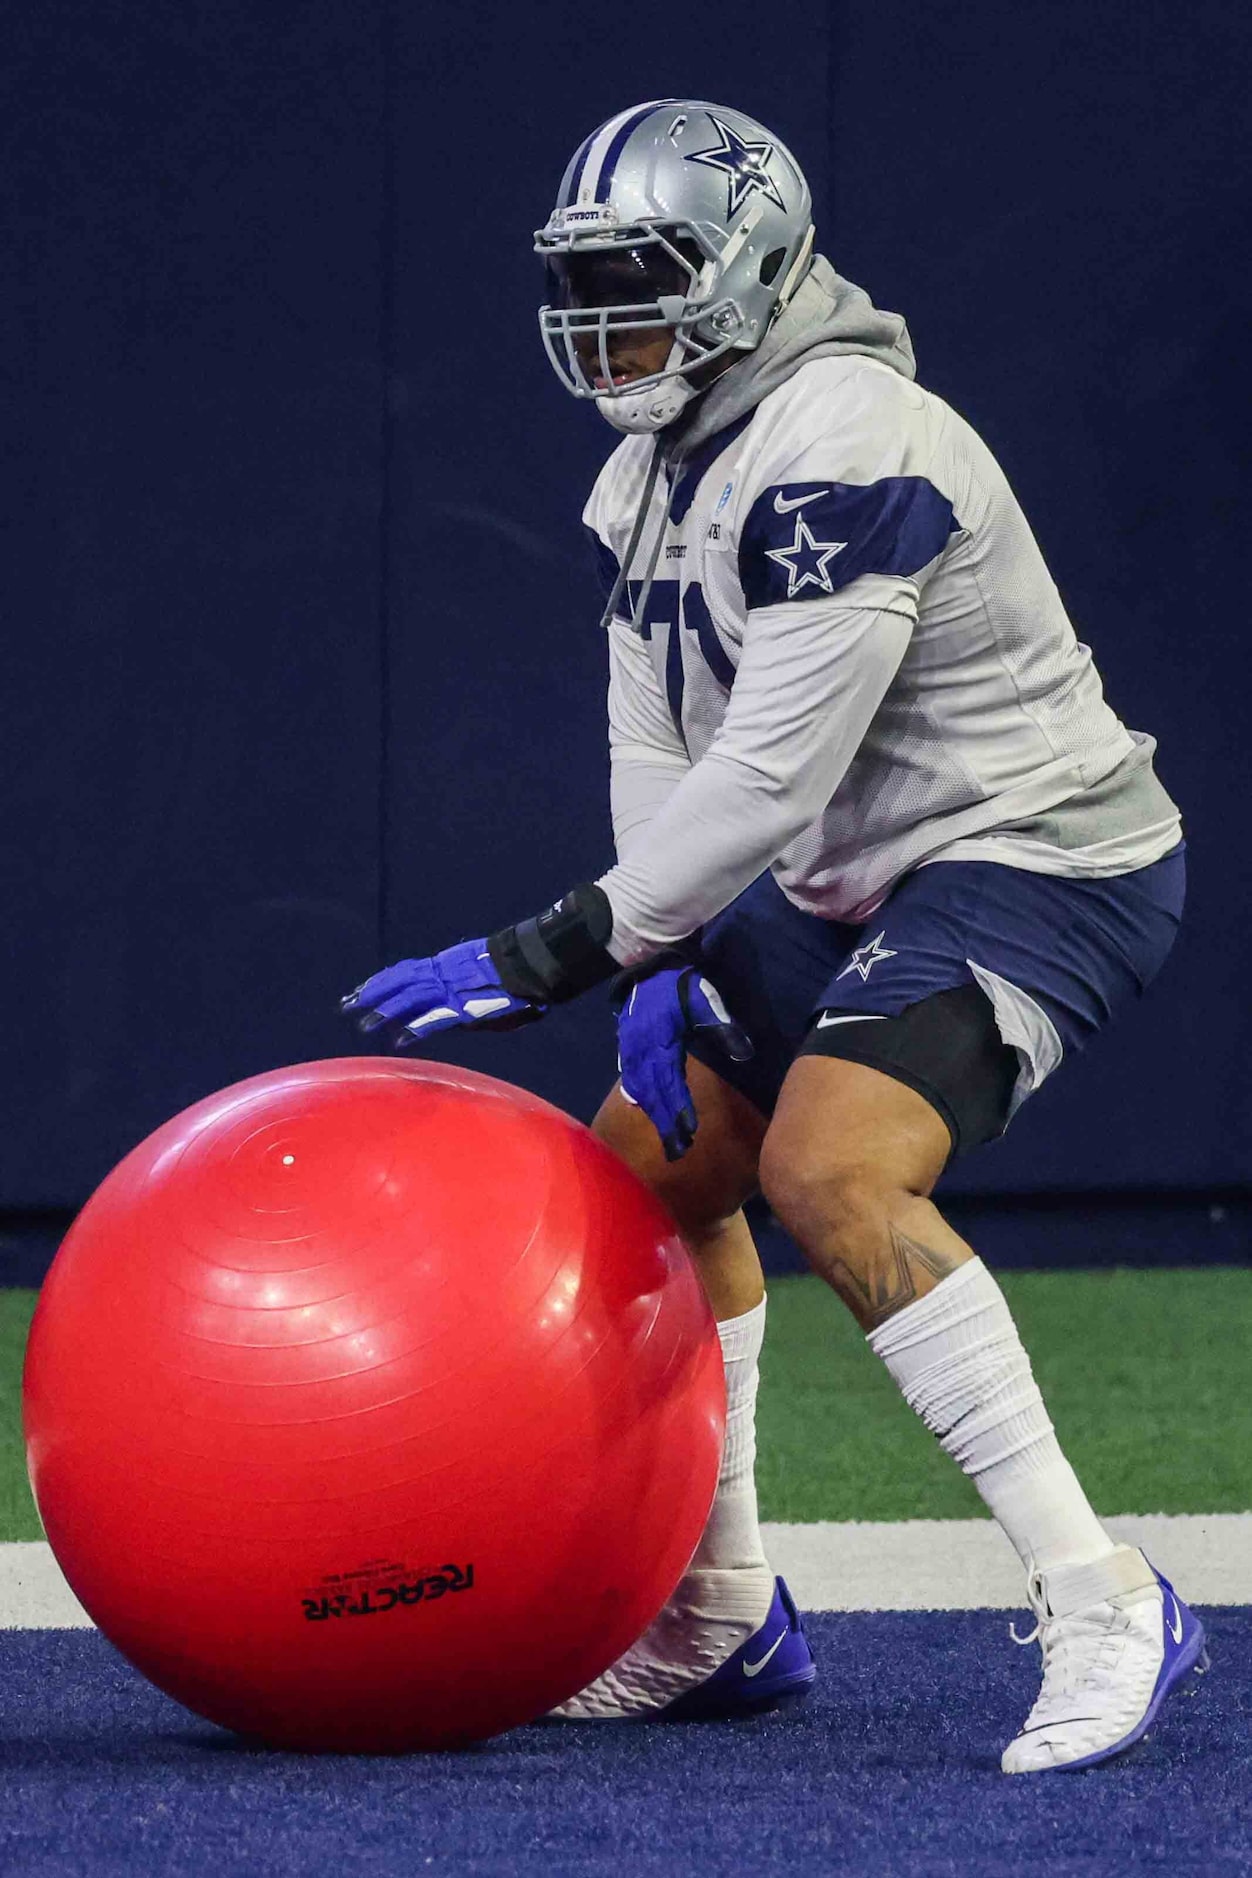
742 1630 787 1679
659 1576 817 1722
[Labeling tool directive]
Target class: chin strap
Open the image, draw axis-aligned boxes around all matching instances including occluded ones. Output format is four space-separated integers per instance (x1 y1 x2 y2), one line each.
596 374 697 434
487 883 617 1005
595 329 702 434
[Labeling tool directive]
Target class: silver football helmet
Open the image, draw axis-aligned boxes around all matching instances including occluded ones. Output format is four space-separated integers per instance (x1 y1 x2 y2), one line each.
536 100 814 432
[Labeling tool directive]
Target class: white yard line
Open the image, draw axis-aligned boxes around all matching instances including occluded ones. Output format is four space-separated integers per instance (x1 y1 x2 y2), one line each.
0 1545 93 1627
762 1513 1252 1610
2 1514 1249 1628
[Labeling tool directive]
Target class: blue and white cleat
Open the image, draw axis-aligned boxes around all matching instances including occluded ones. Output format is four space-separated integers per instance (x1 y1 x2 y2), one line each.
1002 1544 1209 1773
548 1567 815 1721
661 1576 816 1720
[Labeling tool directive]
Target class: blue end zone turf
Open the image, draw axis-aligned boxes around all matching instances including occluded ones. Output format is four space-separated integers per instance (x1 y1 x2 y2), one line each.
1 1611 1243 1876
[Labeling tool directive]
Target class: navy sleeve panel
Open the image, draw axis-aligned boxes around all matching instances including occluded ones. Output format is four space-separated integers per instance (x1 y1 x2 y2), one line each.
739 478 958 609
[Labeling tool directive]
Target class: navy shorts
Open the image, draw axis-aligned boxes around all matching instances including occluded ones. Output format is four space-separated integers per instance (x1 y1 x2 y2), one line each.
685 848 1186 1152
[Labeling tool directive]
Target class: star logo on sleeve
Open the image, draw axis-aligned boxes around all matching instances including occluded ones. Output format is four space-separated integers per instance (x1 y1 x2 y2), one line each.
835 932 898 982
685 116 788 218
764 514 848 598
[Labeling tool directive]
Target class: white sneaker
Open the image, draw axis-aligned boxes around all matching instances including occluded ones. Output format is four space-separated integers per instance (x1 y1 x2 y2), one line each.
548 1564 778 1719
1002 1545 1208 1773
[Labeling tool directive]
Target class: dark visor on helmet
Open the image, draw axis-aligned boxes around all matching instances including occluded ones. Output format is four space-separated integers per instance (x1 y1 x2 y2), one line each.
544 234 703 311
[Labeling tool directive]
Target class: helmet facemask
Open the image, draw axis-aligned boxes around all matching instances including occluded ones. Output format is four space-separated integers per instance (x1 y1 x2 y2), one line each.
538 223 748 431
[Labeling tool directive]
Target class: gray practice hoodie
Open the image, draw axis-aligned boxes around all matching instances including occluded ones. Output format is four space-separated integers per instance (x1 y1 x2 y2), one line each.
665 254 917 461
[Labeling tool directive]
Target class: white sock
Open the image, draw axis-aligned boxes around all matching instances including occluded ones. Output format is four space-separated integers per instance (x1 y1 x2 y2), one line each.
550 1301 776 1713
689 1297 771 1581
868 1258 1115 1573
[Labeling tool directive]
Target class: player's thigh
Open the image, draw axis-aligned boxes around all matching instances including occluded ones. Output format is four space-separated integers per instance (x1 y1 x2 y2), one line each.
592 1054 767 1235
759 983 1018 1226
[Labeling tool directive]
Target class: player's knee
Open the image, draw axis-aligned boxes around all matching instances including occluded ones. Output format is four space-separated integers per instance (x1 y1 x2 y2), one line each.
758 1142 894 1264
591 1094 745 1241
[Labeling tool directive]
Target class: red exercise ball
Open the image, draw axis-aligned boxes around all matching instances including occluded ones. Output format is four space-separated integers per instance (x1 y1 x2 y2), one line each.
23 1058 725 1751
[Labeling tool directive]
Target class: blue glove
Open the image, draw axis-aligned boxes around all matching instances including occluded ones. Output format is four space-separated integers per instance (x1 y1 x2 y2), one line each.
341 884 618 1049
614 966 753 1161
341 938 541 1046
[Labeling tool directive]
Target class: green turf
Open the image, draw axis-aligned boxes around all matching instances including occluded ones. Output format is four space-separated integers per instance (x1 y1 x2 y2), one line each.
2 1268 1249 1542
757 1266 1252 1522
0 1290 38 1540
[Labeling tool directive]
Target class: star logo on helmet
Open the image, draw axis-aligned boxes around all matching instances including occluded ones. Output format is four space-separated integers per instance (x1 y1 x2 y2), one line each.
685 116 787 218
764 515 847 597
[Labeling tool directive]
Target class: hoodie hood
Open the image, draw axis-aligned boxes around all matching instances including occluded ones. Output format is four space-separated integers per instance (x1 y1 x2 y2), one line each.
662 254 915 462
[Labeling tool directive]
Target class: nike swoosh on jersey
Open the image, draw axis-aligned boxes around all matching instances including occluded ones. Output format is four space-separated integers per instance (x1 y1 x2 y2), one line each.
742 1630 788 1678
815 1012 889 1029
773 489 827 514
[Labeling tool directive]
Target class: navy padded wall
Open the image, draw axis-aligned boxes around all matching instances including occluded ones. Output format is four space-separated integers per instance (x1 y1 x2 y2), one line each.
1 4 385 1201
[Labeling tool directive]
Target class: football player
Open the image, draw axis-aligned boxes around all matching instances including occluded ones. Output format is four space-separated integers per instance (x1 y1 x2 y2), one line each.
343 101 1206 1770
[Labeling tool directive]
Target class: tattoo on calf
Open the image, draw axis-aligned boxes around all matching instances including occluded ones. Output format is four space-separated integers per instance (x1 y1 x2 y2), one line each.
828 1226 964 1331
